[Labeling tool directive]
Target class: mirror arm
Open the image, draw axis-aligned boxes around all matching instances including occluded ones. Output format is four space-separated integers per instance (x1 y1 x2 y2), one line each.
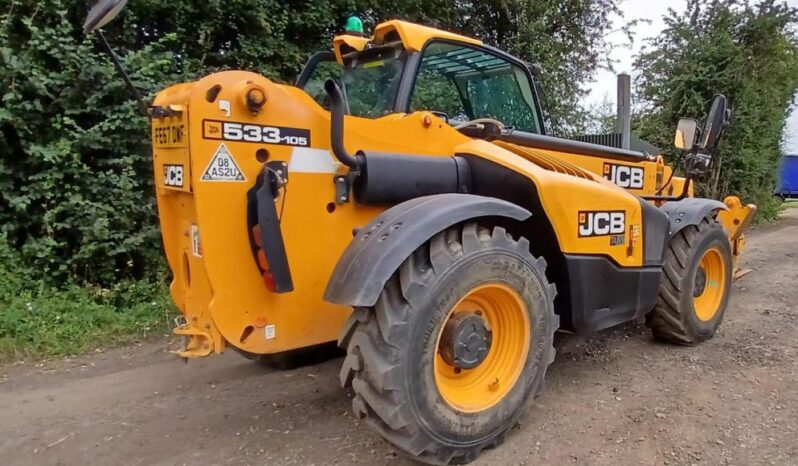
97 31 149 118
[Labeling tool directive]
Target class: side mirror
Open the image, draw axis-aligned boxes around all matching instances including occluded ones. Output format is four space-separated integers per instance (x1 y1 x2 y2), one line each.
83 0 129 34
674 118 699 151
700 94 728 151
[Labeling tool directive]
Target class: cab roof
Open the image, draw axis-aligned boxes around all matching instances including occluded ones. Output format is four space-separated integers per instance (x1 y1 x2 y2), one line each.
333 20 482 64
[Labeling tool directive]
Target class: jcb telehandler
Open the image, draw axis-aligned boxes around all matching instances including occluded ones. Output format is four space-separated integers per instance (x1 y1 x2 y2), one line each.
86 2 756 464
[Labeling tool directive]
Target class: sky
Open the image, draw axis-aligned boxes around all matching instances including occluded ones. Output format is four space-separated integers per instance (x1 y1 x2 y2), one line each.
588 0 798 154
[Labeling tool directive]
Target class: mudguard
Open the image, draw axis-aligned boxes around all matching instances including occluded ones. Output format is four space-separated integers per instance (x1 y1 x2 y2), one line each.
660 197 728 237
324 193 531 307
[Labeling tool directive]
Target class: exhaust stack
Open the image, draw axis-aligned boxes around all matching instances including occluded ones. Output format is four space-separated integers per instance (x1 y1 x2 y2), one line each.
616 73 632 150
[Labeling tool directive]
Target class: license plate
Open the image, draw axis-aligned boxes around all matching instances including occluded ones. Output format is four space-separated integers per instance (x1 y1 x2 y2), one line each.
152 118 187 148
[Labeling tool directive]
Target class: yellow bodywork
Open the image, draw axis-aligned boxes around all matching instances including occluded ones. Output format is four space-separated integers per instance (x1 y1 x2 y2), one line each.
150 20 755 358
334 20 482 62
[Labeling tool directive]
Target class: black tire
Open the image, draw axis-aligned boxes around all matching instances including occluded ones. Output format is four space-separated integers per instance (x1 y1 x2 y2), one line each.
647 217 733 345
338 222 558 465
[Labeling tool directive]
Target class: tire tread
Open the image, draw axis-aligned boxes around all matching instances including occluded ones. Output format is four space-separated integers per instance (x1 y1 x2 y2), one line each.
648 218 730 345
337 222 557 465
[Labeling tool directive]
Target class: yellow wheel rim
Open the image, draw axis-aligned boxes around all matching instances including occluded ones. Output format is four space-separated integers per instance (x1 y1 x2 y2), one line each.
433 283 530 413
693 247 727 321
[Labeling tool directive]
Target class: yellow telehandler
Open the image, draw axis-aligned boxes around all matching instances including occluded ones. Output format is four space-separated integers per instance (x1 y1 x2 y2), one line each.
85 2 756 464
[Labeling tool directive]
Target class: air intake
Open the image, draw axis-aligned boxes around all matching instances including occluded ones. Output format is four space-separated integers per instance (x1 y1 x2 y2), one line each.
493 141 595 181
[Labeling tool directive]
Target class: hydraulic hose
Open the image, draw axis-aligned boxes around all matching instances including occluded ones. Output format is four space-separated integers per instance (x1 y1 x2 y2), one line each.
324 80 361 172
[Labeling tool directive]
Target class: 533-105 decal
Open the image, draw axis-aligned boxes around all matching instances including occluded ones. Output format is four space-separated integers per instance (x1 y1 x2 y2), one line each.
203 120 310 147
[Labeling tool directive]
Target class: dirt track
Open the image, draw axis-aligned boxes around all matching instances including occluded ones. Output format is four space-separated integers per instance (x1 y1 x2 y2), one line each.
2 209 797 466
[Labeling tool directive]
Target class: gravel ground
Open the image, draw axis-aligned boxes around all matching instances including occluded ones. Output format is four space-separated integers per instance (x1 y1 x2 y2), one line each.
1 208 796 466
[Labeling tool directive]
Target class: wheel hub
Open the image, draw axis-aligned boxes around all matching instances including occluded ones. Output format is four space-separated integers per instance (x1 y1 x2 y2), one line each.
439 312 492 369
694 266 707 297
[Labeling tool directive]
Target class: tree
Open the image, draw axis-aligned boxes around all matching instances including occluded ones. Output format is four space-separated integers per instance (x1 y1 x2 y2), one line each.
0 0 623 285
583 94 617 135
634 0 798 218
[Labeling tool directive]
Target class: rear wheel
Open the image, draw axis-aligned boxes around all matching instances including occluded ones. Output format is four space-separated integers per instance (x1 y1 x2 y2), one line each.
647 217 732 345
338 223 557 465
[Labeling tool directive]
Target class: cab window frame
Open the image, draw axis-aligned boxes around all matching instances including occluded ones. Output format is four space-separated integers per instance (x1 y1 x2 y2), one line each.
296 50 336 88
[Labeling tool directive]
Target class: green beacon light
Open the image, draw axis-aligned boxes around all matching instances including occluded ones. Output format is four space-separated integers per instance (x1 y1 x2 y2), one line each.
345 16 364 36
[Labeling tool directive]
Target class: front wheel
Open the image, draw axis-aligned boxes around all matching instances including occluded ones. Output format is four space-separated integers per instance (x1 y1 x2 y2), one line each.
338 223 558 465
647 217 733 345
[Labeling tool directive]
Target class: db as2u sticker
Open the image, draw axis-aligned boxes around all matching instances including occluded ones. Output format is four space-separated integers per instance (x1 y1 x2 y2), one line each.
203 119 310 147
202 144 245 182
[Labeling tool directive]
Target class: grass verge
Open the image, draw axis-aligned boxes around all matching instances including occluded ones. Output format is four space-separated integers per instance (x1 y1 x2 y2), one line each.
0 237 173 363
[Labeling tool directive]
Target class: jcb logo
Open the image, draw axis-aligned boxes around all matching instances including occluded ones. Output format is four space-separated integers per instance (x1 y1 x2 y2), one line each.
603 163 644 189
578 211 626 237
164 164 184 188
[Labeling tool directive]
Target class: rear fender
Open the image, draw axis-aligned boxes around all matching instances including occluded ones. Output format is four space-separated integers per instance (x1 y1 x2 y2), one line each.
323 194 531 307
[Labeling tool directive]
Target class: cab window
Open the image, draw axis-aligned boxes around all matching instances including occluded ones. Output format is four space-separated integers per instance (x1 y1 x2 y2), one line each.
342 46 405 118
410 42 542 133
299 54 342 109
298 46 405 118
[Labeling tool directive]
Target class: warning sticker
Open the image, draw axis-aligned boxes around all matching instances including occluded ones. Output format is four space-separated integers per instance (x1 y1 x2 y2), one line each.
201 144 245 182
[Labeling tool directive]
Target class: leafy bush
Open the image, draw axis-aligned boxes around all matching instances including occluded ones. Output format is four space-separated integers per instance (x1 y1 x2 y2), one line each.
0 0 625 287
0 2 180 284
634 0 798 220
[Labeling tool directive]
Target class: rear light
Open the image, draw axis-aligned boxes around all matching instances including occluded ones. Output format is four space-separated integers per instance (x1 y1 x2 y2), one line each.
247 172 294 293
252 225 263 248
261 271 277 292
251 226 277 292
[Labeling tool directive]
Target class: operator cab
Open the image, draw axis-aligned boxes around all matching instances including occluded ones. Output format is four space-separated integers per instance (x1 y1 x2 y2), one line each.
298 19 664 167
296 21 545 135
